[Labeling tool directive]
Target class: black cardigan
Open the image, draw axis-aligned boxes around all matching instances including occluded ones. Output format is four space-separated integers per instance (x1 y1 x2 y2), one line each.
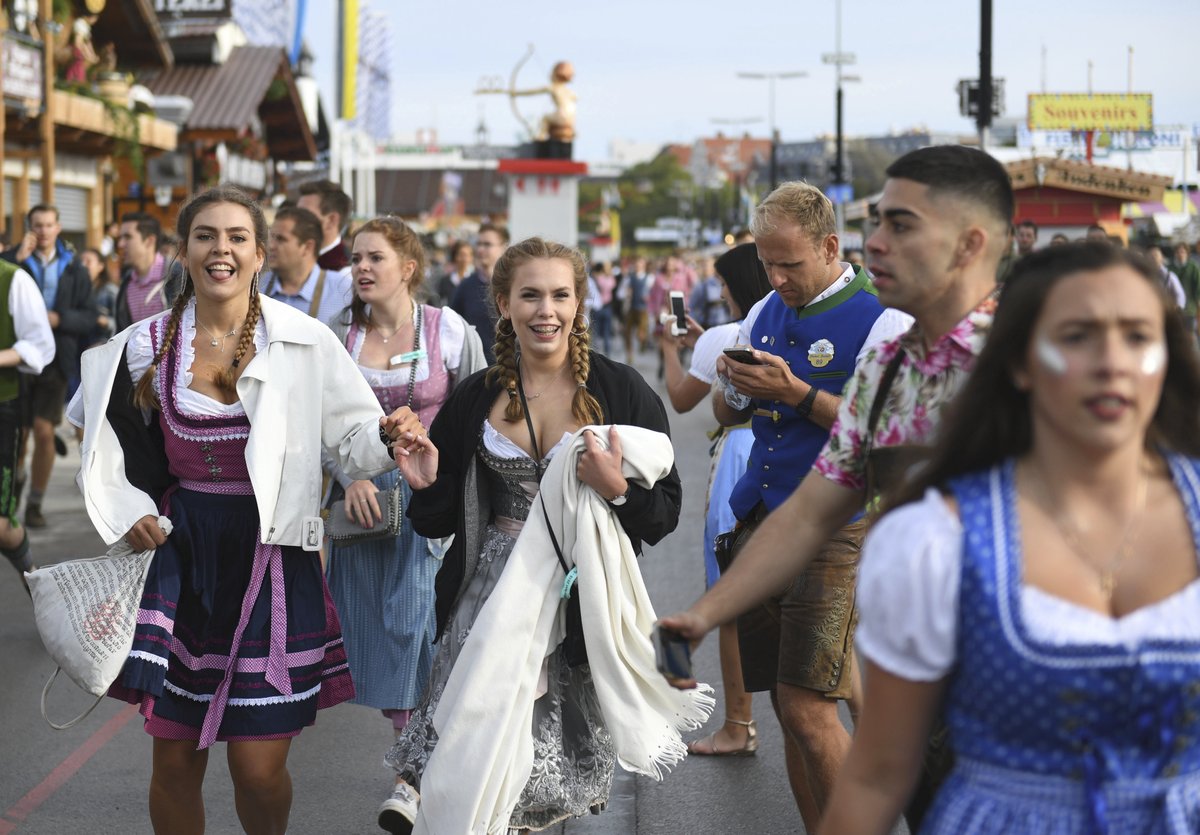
410 351 683 639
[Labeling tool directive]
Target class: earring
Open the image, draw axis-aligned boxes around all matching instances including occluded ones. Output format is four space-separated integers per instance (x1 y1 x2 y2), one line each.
570 314 589 337
497 316 514 336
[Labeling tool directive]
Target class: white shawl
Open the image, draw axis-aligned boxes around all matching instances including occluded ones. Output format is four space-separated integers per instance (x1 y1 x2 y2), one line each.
415 425 714 835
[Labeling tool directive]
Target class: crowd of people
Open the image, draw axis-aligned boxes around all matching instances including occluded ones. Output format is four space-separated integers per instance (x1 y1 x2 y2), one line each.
5 147 1200 835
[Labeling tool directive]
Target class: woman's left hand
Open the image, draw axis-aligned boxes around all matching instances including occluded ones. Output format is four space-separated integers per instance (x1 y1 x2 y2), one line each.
380 408 425 454
659 314 704 351
577 426 628 502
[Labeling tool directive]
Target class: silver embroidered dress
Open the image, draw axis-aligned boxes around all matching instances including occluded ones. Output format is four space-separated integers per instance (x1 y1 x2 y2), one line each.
385 425 615 831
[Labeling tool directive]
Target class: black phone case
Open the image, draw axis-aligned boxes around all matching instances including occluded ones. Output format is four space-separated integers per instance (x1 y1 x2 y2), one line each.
654 626 693 680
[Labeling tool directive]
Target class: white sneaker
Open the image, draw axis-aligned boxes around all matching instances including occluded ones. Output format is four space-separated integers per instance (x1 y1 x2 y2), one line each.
377 782 419 834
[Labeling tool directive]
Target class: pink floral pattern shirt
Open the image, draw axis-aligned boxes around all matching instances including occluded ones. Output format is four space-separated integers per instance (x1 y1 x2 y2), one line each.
815 294 998 492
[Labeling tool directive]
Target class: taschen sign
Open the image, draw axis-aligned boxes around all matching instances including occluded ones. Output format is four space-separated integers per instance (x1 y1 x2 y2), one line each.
1028 93 1153 132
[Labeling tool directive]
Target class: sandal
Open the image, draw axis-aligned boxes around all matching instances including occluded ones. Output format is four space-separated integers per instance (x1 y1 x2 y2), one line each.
687 718 758 757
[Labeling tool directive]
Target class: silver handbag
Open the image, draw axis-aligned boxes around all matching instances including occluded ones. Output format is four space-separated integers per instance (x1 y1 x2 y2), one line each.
326 305 421 544
327 480 404 542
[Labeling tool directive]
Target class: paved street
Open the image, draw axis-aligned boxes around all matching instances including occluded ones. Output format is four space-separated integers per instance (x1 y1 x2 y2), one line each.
0 349 877 834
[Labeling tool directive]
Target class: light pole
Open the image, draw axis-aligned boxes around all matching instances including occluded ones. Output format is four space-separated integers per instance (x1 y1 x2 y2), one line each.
737 71 807 191
823 0 860 238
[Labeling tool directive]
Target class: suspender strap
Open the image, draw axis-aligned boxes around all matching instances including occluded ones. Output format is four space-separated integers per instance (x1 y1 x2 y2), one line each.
307 270 327 318
265 269 327 319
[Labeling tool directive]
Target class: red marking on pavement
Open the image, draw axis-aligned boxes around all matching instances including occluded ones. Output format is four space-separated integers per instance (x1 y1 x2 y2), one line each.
0 704 138 831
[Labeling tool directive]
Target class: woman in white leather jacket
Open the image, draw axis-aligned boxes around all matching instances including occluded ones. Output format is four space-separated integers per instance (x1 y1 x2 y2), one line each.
68 186 424 835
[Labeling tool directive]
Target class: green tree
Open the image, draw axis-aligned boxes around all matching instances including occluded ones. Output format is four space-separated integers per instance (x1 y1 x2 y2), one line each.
615 152 695 250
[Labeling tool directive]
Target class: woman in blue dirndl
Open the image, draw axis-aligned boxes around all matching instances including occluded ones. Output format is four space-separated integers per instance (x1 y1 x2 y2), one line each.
821 243 1200 834
322 216 484 788
71 187 427 835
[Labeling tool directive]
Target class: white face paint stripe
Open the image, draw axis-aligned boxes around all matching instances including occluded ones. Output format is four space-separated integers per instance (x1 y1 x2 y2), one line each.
1141 342 1166 375
1035 337 1068 375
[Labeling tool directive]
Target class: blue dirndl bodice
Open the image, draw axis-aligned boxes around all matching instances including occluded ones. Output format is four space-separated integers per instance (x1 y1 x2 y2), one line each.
925 456 1200 835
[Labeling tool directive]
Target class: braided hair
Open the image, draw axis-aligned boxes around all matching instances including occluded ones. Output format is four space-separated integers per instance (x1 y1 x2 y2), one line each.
131 186 268 410
485 237 603 426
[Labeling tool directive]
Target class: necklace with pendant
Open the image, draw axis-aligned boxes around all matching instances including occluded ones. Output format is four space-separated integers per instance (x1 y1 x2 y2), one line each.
197 319 240 351
519 361 564 400
372 306 412 344
1033 461 1148 599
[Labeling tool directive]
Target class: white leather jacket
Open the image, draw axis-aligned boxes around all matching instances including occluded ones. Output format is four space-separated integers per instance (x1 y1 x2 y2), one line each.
76 296 395 549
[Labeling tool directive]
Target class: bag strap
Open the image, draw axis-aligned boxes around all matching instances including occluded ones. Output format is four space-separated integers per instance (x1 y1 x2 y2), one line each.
866 346 906 454
515 365 576 597
40 667 106 730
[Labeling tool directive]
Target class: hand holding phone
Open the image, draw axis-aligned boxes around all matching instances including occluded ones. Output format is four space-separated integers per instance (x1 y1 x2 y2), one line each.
668 291 688 336
653 624 695 686
722 347 763 365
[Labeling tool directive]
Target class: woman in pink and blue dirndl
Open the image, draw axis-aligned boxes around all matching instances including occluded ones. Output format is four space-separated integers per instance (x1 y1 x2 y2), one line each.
70 187 427 835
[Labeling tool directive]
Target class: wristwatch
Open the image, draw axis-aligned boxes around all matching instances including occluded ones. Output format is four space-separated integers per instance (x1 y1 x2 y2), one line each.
607 486 630 507
794 385 819 420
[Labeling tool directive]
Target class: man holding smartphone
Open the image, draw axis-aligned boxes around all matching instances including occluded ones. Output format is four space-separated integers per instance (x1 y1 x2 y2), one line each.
704 182 909 831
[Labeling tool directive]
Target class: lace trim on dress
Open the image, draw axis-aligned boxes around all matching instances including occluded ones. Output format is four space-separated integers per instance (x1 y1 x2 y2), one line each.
483 419 571 461
164 680 323 706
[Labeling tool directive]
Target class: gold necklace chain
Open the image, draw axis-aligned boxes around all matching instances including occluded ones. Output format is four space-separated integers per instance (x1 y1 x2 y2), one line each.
1032 461 1149 599
519 360 566 400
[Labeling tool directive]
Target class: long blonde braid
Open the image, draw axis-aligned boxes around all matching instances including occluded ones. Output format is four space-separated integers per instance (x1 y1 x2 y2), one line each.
487 316 525 422
567 310 603 426
132 281 195 411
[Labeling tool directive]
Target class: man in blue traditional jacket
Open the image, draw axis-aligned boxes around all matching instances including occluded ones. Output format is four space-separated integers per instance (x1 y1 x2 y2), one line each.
711 181 909 830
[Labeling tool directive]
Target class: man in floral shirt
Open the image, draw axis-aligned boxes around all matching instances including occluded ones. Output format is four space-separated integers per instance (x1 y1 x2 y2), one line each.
662 146 1013 823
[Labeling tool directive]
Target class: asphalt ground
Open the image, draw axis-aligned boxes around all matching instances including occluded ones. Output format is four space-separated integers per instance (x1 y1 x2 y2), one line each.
0 345 903 834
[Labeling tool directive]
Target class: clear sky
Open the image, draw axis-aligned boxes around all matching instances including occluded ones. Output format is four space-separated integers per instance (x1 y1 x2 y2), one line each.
303 0 1199 162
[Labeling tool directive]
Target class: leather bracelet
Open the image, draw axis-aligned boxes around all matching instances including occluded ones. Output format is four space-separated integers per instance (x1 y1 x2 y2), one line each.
794 385 819 420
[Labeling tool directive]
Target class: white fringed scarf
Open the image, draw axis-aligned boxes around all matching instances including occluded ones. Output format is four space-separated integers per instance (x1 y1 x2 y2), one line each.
415 425 714 835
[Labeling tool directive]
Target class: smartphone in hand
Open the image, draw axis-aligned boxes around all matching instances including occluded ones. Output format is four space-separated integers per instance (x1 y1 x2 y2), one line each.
653 624 694 683
668 291 688 336
722 347 763 365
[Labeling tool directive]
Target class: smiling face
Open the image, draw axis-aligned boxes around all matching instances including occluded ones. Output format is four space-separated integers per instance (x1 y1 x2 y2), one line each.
754 220 839 308
496 257 579 364
351 231 416 306
182 202 264 305
1014 265 1166 456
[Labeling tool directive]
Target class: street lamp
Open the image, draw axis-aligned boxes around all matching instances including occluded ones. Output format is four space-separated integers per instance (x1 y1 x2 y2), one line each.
737 71 807 190
823 0 860 237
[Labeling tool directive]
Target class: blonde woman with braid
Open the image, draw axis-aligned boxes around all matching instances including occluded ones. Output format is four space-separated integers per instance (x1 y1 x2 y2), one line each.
379 238 682 834
67 187 425 835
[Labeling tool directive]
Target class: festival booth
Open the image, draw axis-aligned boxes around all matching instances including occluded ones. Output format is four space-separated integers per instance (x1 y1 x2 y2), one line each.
1005 157 1172 243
